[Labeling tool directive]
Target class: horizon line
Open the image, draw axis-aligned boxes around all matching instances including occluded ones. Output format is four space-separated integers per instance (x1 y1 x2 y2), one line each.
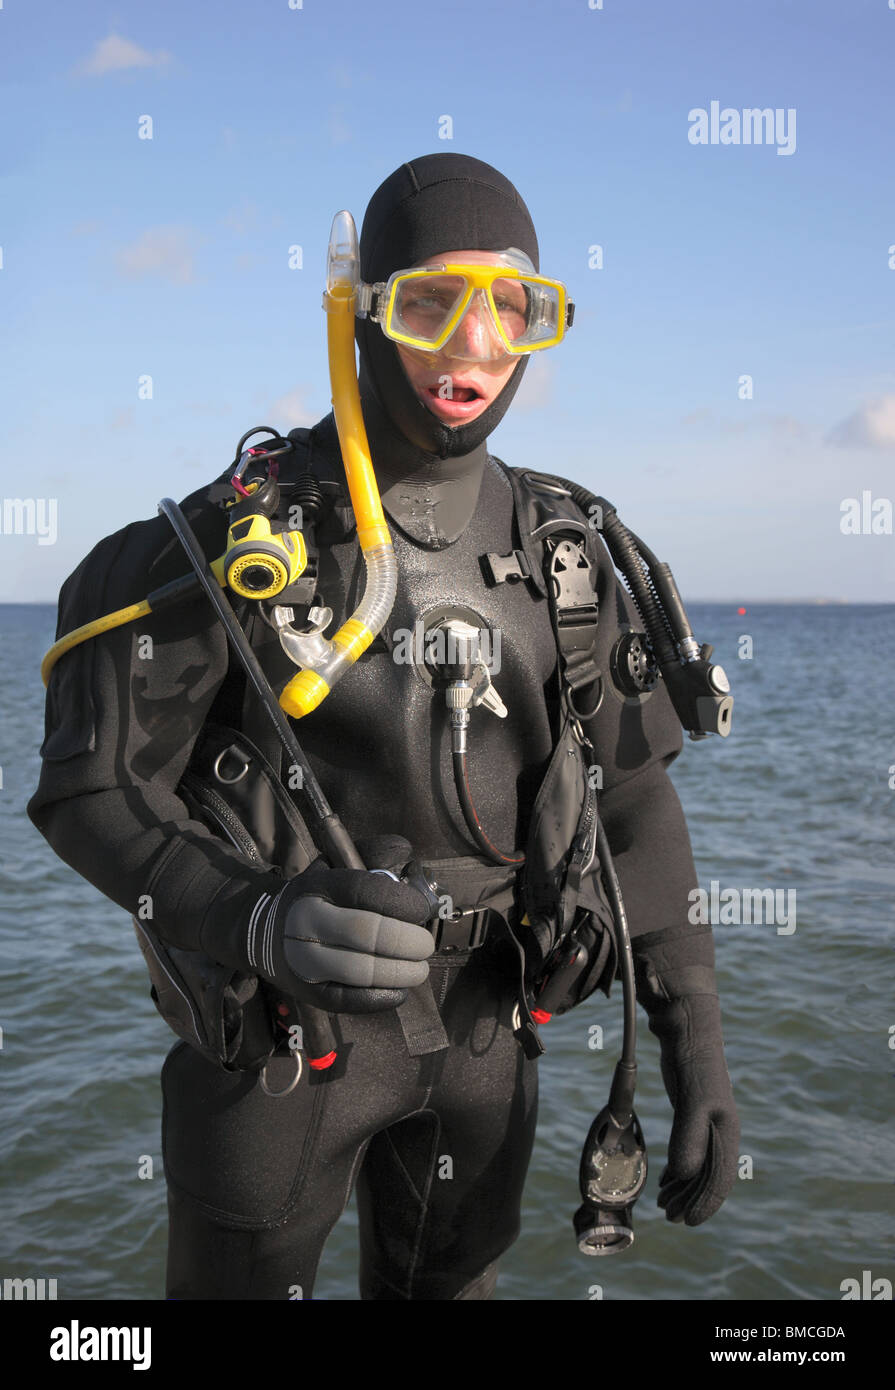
3 597 895 608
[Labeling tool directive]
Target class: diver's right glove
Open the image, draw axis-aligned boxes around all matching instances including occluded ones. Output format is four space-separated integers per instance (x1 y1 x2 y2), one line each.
206 837 436 1014
632 926 740 1227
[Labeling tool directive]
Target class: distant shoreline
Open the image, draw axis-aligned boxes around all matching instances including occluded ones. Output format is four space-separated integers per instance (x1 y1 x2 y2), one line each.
3 598 894 609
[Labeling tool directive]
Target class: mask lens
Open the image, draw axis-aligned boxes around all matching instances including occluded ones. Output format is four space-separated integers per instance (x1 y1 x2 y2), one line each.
391 274 467 345
490 277 531 344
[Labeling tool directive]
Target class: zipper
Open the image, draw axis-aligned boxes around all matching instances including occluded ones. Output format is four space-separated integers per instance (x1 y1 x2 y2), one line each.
180 771 262 863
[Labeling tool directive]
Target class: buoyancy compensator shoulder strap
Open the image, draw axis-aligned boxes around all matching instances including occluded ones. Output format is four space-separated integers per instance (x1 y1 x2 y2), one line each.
482 458 611 991
486 457 604 723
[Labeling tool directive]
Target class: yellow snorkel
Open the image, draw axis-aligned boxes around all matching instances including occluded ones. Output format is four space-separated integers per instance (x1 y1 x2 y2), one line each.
273 211 397 718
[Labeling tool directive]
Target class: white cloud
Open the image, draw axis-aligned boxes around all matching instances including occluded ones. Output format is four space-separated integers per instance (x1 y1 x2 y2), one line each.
267 386 320 430
77 35 171 76
827 394 895 449
115 227 199 285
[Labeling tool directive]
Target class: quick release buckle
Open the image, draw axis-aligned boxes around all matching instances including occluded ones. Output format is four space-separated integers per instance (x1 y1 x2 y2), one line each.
432 907 491 953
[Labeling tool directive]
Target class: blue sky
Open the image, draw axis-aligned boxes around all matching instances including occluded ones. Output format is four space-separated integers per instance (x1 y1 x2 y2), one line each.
1 0 893 601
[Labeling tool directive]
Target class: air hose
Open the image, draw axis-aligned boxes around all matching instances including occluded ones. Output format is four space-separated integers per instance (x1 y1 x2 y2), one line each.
40 575 203 687
452 742 524 867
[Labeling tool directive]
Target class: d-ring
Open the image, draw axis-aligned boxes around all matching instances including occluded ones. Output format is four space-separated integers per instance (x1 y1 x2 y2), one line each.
213 746 251 784
259 1050 303 1097
568 675 604 723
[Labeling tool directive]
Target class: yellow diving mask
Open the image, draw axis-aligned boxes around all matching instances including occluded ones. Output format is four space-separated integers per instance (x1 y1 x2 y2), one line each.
356 249 575 362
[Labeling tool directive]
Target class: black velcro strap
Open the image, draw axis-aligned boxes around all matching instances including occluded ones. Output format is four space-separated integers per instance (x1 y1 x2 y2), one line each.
395 980 450 1055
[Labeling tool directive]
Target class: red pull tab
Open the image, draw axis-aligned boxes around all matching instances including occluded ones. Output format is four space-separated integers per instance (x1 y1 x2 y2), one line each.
308 1051 337 1071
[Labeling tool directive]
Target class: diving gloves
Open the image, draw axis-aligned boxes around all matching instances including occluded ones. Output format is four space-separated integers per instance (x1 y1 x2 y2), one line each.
213 837 435 1014
632 926 740 1226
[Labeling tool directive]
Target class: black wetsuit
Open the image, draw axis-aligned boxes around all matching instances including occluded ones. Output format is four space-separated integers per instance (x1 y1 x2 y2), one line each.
28 153 709 1299
27 412 696 1299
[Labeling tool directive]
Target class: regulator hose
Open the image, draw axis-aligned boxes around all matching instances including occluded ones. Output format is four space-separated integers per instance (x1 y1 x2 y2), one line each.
451 743 525 867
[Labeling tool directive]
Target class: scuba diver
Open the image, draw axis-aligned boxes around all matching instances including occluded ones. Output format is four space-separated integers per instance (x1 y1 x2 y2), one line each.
28 153 740 1300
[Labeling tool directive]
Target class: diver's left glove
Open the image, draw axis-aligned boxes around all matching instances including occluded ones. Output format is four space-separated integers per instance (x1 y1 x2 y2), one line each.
632 926 740 1227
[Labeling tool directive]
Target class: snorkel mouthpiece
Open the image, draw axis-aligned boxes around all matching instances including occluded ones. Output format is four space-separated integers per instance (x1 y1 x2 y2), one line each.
277 211 397 718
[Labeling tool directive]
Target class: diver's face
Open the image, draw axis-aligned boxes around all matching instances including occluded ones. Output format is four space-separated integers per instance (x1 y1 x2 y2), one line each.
395 250 520 427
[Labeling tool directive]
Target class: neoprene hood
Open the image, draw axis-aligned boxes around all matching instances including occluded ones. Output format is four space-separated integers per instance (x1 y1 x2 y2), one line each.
356 153 540 460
